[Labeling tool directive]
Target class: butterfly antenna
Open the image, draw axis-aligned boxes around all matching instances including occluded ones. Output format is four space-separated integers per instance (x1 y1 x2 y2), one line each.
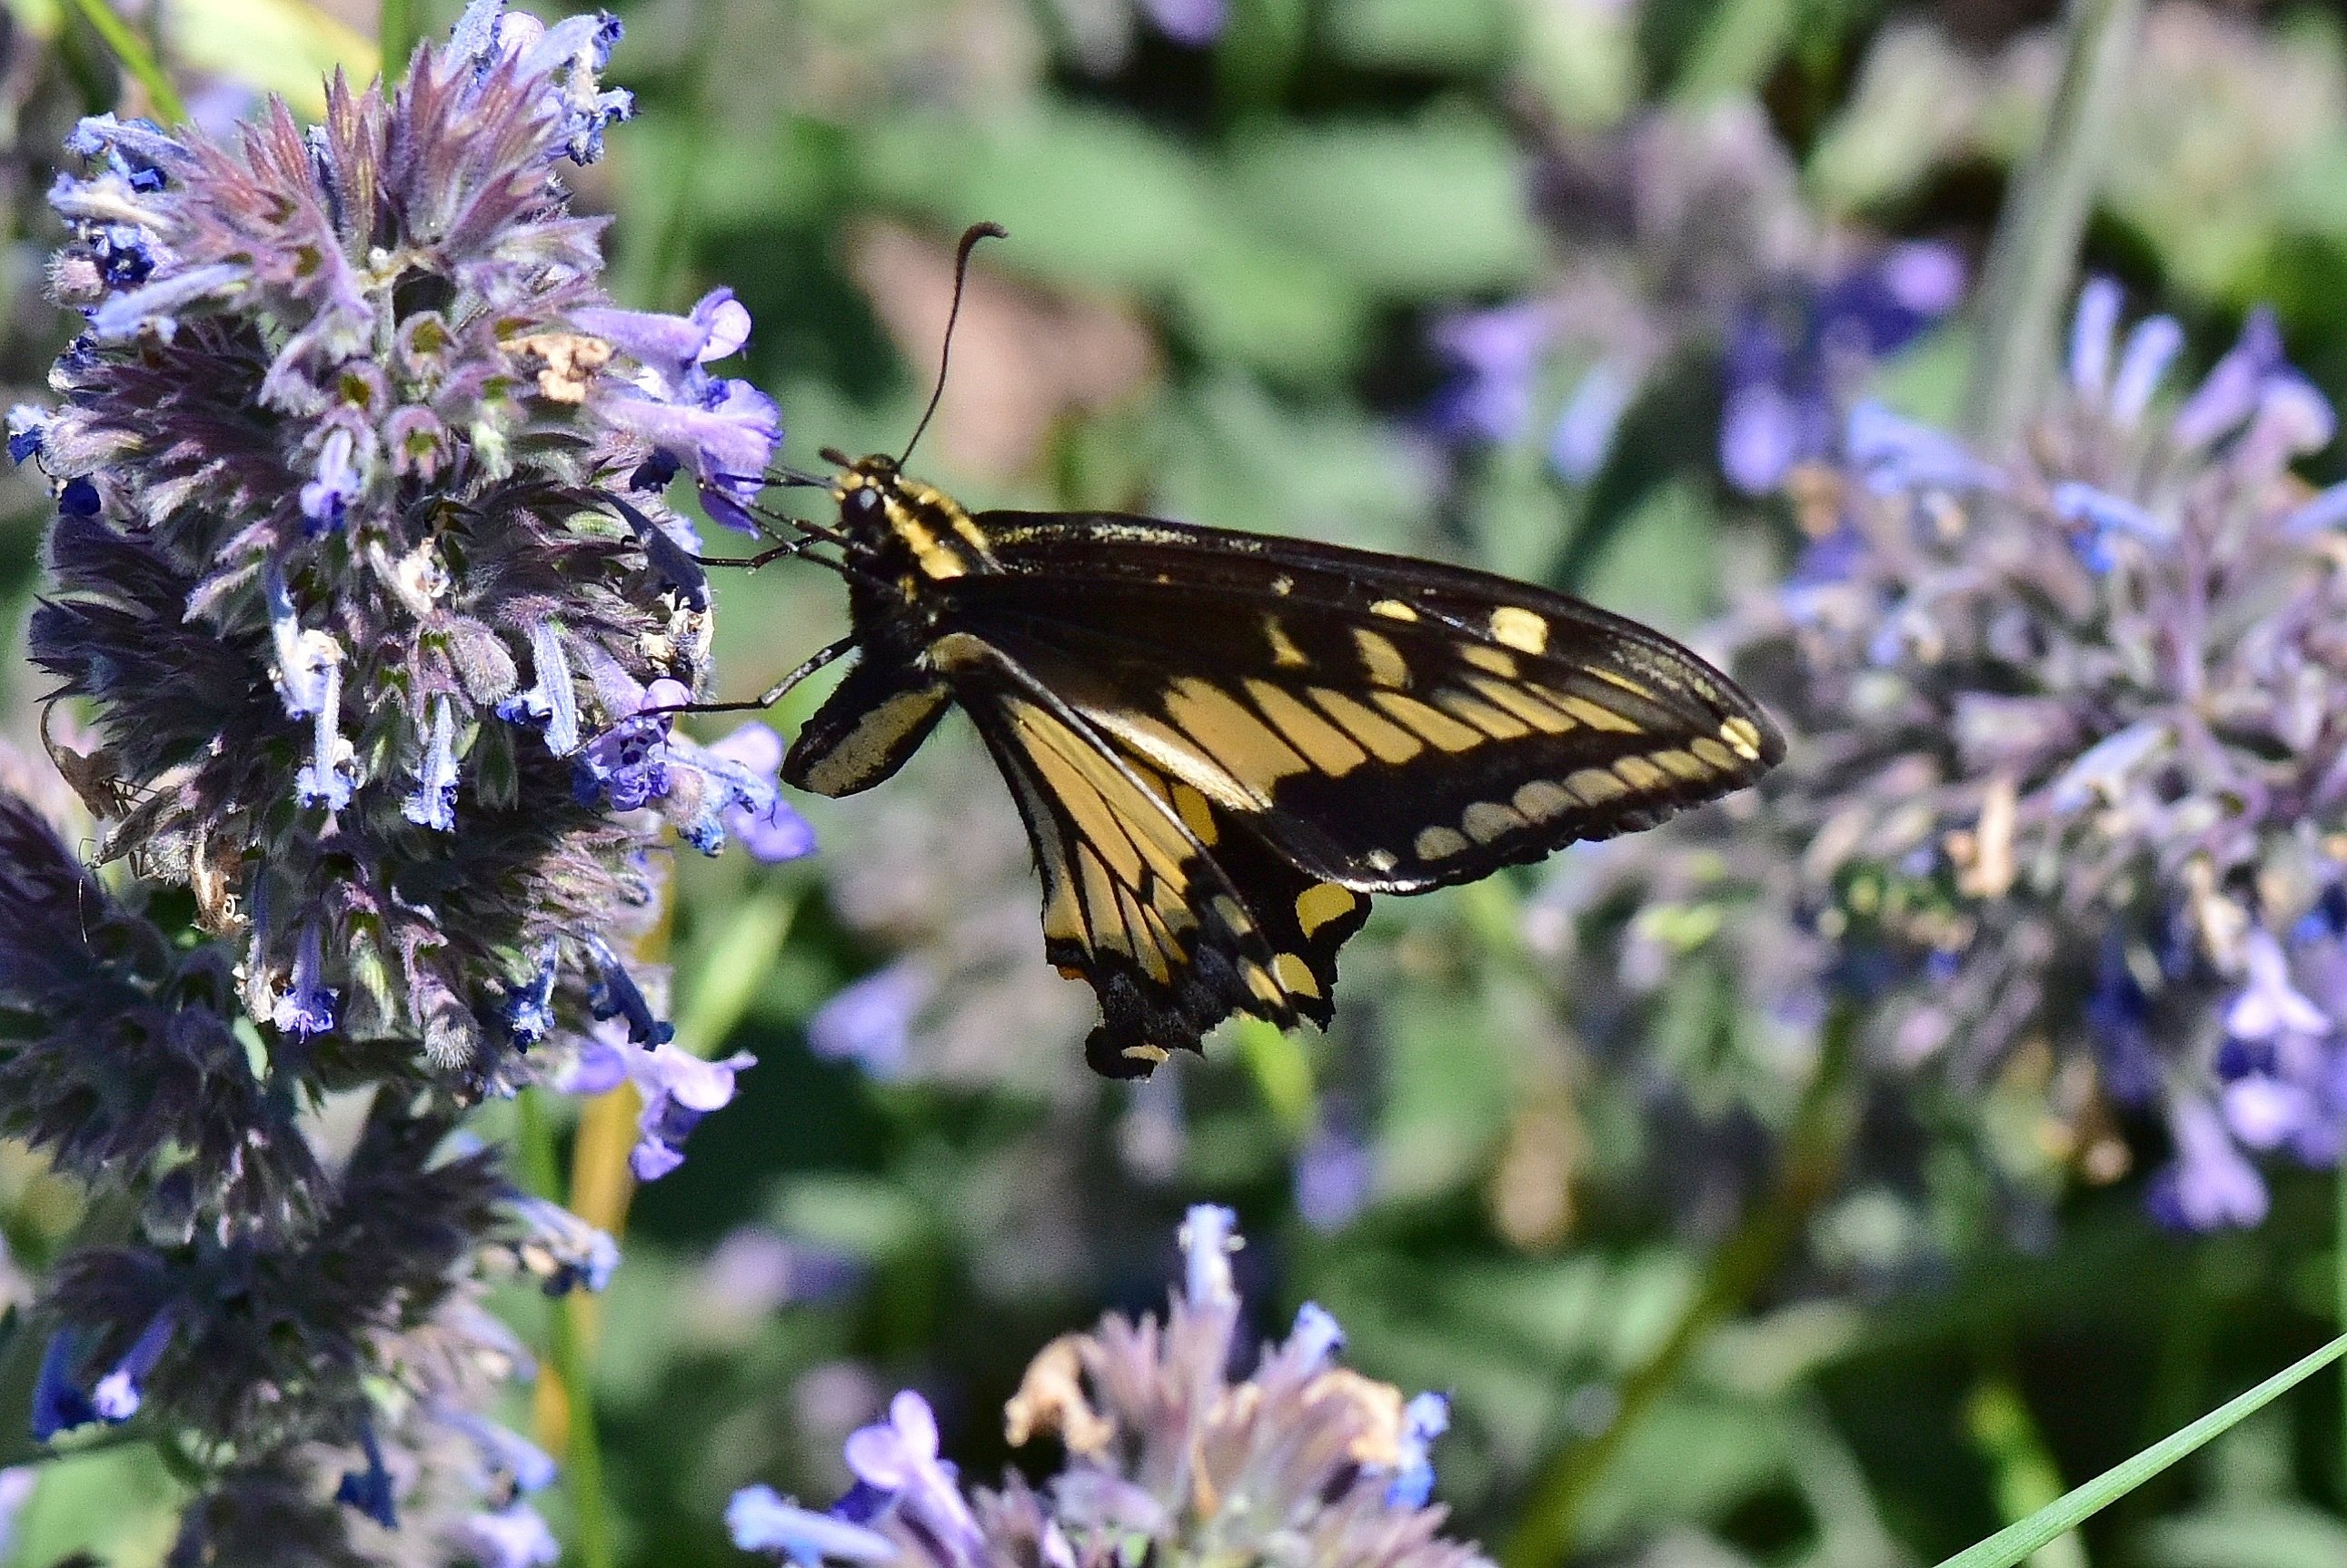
898 221 1008 469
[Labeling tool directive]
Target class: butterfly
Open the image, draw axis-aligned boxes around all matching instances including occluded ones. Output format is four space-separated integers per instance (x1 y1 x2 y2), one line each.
701 227 1784 1078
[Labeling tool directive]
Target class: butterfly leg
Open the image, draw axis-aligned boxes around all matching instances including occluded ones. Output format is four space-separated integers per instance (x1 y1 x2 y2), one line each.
651 635 859 718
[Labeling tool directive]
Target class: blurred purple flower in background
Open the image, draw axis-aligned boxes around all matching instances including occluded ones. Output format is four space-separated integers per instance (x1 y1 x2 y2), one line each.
1719 242 1965 493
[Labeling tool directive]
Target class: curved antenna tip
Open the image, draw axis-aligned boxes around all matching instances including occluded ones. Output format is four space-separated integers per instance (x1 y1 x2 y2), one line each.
898 223 1009 468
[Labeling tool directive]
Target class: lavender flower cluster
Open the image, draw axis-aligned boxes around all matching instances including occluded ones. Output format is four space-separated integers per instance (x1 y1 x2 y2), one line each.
731 1207 1477 1568
1542 280 2347 1232
0 2 809 1555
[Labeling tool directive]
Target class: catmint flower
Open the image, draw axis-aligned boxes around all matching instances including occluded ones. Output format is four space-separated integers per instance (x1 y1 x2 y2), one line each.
1554 280 2347 1231
844 1391 986 1561
763 1211 1495 1568
452 1502 563 1568
333 1424 399 1528
809 962 929 1077
627 1041 758 1180
1177 1202 1238 1308
1387 1394 1452 1508
1139 0 1227 46
731 1485 901 1566
508 1193 621 1295
699 1227 864 1323
573 683 814 859
1295 1120 1376 1232
1429 303 1554 444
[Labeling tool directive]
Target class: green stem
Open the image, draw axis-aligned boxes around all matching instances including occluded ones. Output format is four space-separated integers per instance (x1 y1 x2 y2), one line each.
1937 1335 2347 1568
61 0 187 125
1967 1376 2088 1568
1958 0 2142 452
380 0 418 84
1502 1004 1862 1568
2337 1159 2346 1510
517 1093 615 1568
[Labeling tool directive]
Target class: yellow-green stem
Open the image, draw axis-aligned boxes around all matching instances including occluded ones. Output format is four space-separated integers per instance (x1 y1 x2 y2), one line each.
61 0 186 125
1502 1005 1861 1568
1959 0 2142 451
518 1091 614 1568
379 0 418 83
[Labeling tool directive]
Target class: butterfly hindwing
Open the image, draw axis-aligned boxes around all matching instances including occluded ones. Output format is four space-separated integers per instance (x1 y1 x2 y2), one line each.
939 511 1783 892
782 651 950 798
944 632 1367 1076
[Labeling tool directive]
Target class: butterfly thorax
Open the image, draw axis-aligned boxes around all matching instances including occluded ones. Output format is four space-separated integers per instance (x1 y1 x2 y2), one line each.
833 455 999 593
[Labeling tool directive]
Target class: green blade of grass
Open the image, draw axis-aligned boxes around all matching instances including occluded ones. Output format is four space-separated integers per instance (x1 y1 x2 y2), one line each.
1934 1333 2347 1568
61 0 187 125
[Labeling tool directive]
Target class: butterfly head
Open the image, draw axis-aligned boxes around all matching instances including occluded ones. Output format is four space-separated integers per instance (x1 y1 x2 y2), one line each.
820 448 991 581
823 450 904 547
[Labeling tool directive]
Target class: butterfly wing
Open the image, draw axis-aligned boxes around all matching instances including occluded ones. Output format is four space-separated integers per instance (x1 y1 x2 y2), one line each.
937 631 1369 1076
939 510 1784 894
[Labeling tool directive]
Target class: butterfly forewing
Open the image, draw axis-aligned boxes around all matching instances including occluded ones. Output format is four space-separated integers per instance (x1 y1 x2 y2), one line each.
940 511 1784 892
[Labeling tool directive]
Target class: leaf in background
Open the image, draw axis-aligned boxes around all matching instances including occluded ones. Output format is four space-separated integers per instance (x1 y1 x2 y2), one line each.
2137 1503 2347 1568
1322 0 1508 74
1377 978 1519 1202
1575 477 1722 638
1150 372 1440 550
1555 346 1724 595
164 0 375 114
1221 109 1546 298
1517 0 1644 130
856 106 1214 296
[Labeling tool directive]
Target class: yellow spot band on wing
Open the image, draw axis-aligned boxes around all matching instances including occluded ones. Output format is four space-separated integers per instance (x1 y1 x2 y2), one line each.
1165 677 1309 788
1353 628 1411 689
1415 825 1469 859
1309 689 1423 764
1489 606 1548 655
1246 681 1369 777
1370 599 1419 622
1264 616 1309 670
1272 952 1322 999
1370 690 1483 752
1295 882 1357 936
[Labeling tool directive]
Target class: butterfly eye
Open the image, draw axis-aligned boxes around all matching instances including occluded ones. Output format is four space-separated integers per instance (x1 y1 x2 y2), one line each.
841 486 885 530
